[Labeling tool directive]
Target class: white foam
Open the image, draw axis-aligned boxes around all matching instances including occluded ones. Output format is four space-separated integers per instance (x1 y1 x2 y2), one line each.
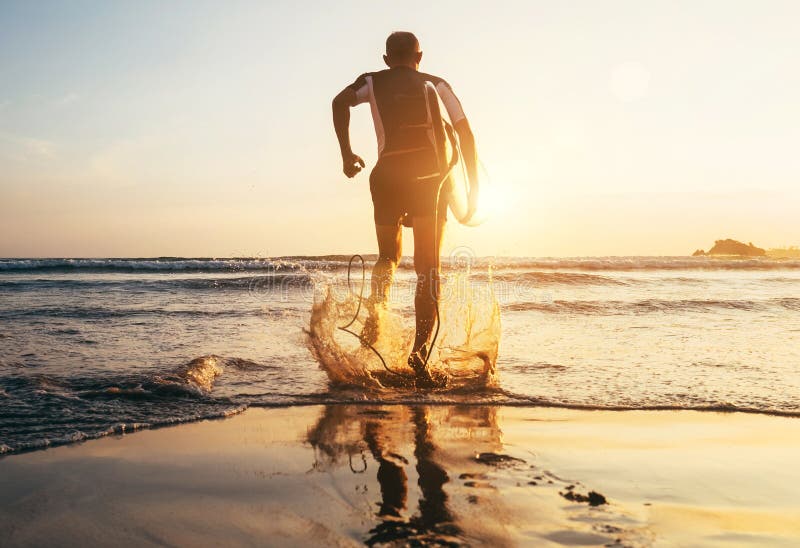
306 270 500 391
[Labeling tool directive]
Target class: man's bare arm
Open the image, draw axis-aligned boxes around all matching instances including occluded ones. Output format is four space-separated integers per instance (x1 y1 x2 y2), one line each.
332 87 365 178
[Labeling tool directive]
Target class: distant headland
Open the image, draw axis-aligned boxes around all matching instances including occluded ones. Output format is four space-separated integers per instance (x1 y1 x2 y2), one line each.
692 239 800 258
692 239 765 257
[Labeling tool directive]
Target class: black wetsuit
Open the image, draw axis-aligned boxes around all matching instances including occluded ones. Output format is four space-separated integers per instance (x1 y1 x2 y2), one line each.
346 67 466 225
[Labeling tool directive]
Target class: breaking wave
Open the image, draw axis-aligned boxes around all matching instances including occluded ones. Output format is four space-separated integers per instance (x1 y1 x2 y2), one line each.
486 256 800 271
3 256 800 273
0 355 270 455
0 273 312 292
0 257 342 273
505 297 800 314
476 271 628 286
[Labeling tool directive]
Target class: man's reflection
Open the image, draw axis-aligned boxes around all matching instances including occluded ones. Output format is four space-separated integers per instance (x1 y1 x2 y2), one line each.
364 420 407 518
307 405 500 545
411 407 455 532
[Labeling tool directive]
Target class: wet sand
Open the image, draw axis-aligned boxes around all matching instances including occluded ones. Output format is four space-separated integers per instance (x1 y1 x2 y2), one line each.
1 406 799 547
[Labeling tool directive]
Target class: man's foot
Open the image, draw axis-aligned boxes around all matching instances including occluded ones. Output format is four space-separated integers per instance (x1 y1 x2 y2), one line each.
408 346 446 389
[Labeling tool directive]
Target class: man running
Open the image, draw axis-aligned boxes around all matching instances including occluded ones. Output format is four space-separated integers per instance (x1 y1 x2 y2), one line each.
332 31 478 387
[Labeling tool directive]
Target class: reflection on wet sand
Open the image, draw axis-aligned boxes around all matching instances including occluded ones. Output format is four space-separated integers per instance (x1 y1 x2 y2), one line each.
308 405 501 545
365 407 461 545
307 405 633 546
6 406 795 545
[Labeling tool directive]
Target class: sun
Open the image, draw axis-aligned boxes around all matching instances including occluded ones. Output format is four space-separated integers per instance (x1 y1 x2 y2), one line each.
465 164 510 226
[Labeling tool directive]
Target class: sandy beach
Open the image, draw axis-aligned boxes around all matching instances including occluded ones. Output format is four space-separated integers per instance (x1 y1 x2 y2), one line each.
2 405 799 547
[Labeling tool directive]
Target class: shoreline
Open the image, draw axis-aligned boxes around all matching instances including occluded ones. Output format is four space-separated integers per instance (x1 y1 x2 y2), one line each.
4 400 799 458
2 405 800 546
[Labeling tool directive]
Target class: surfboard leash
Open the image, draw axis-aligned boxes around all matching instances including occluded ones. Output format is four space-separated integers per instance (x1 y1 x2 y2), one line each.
337 130 461 380
337 254 409 378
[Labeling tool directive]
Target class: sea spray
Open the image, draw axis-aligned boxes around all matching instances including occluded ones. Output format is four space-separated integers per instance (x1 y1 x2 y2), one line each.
436 269 500 386
306 266 500 390
307 288 413 388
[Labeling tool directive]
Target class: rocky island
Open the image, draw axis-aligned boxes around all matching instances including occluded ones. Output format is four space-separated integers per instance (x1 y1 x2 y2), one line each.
692 239 766 257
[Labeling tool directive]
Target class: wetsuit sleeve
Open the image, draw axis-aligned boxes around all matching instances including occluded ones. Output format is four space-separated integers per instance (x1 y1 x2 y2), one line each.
435 81 466 124
347 73 370 105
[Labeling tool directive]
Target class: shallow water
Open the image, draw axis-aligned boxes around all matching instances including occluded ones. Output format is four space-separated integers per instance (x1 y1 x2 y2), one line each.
1 256 799 454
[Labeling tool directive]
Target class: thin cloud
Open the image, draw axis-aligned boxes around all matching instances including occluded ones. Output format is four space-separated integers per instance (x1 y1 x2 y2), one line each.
0 133 56 160
54 93 80 107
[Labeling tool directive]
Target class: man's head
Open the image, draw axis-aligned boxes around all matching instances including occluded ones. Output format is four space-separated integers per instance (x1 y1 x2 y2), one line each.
383 31 422 69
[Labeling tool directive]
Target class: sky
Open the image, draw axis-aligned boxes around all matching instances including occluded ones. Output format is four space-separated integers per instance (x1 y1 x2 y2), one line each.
1 0 799 258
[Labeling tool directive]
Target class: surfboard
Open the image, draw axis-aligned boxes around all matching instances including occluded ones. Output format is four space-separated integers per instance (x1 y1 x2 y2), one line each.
423 81 485 226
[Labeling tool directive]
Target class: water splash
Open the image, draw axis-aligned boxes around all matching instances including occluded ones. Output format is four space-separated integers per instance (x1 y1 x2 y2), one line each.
306 269 500 391
436 270 500 387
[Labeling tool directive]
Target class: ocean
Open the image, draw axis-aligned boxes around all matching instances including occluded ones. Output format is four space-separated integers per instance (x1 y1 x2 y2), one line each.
1 256 799 455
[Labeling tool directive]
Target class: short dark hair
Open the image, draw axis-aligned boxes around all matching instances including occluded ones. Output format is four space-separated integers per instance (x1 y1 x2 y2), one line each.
385 31 420 62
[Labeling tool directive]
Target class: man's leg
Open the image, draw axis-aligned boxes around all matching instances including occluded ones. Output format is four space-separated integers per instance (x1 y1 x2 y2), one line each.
371 223 402 304
362 223 402 345
411 214 445 355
